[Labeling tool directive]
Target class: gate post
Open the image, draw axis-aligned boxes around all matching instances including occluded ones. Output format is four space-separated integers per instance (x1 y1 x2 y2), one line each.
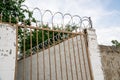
0 24 17 80
85 28 104 80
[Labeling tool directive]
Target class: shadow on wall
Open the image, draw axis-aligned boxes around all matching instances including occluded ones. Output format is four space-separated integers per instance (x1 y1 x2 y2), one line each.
99 45 120 80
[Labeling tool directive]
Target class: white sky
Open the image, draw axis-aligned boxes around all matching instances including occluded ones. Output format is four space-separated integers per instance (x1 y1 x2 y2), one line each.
23 0 120 45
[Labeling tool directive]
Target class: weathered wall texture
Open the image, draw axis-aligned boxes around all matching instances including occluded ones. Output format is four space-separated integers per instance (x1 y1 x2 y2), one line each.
17 35 92 80
99 45 120 80
0 24 16 80
86 29 104 80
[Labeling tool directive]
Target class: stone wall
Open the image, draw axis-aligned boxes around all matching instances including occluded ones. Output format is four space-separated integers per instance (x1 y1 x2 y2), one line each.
99 45 120 80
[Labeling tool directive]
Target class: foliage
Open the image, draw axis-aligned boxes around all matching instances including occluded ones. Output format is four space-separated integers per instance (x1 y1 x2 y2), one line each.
111 40 120 47
65 24 78 32
0 0 77 56
0 0 35 25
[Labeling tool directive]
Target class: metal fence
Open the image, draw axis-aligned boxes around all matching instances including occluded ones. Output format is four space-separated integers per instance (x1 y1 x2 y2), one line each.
0 5 93 80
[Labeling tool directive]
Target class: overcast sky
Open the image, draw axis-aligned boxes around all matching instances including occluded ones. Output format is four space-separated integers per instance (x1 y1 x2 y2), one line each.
23 0 120 45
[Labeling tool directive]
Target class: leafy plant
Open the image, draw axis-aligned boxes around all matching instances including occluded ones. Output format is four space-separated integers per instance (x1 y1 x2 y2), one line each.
111 40 120 47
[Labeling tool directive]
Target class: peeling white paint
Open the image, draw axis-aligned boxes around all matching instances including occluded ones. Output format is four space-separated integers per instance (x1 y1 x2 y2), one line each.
0 24 16 80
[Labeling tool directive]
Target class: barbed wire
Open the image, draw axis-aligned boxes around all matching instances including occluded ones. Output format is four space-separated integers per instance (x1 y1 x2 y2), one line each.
0 5 93 30
18 33 71 59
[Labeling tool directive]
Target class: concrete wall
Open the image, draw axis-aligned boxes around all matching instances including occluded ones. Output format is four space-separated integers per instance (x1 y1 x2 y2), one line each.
86 28 104 80
0 24 16 80
99 45 120 80
17 35 92 80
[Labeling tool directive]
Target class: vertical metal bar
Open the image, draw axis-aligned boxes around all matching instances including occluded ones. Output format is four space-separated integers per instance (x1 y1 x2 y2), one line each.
0 13 2 23
76 35 84 80
80 35 88 80
14 25 18 80
53 31 58 80
83 34 94 80
36 29 39 80
22 19 26 80
30 29 33 80
67 35 73 80
58 33 63 80
63 33 68 80
48 31 51 80
9 15 11 24
22 25 26 80
71 34 78 80
42 30 45 80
